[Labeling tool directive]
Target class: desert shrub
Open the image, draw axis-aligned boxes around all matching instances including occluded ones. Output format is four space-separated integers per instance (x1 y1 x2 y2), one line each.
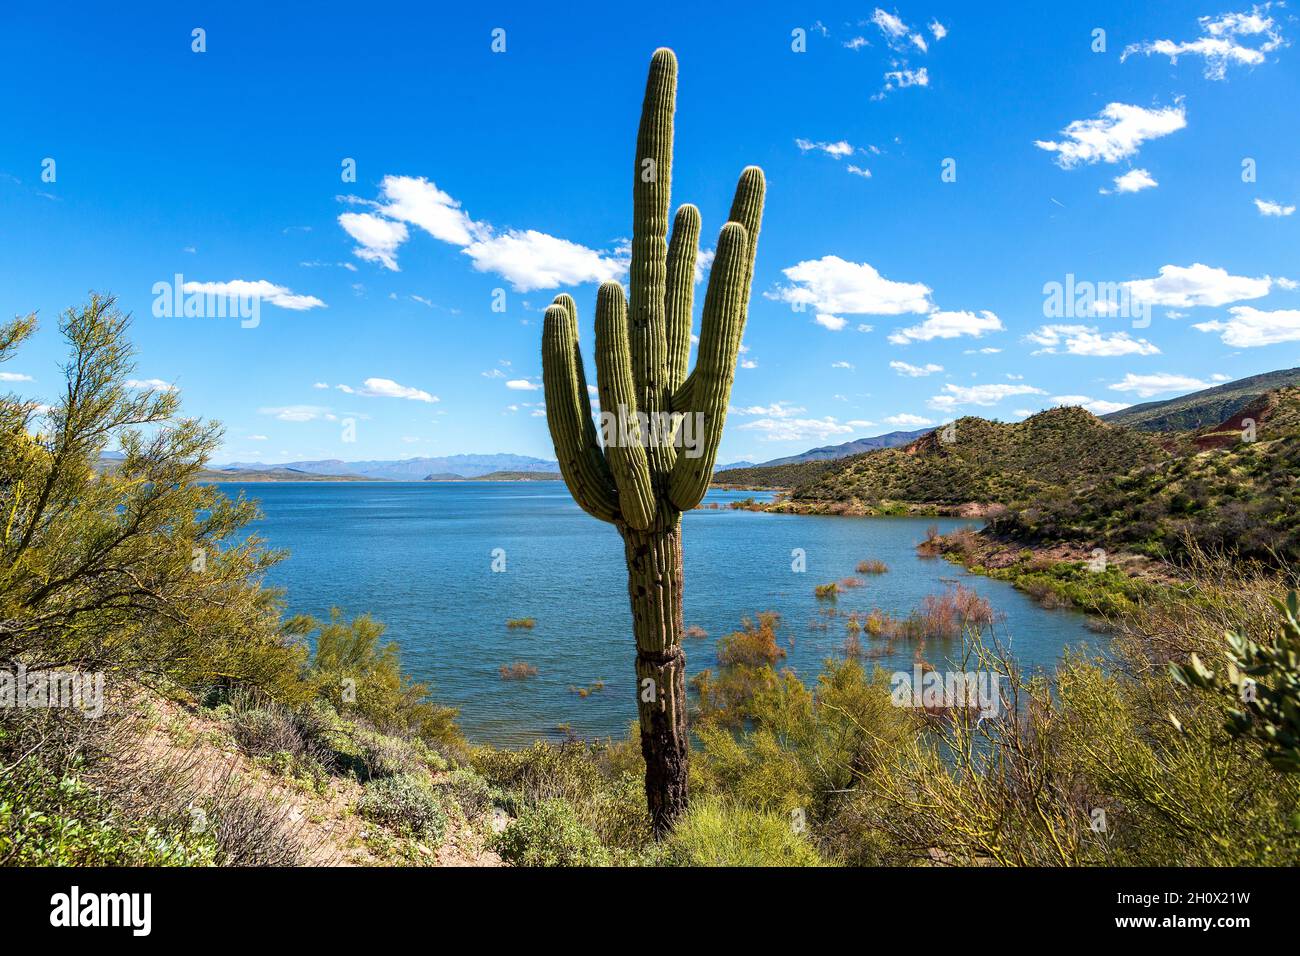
472 739 650 851
435 768 495 817
856 559 889 574
814 582 839 600
664 797 828 867
357 773 446 842
304 609 464 756
492 798 610 867
0 761 217 866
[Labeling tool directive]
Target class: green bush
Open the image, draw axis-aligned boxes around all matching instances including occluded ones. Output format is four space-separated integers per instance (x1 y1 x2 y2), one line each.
0 763 216 867
491 799 609 867
664 797 828 867
356 773 446 842
435 768 495 817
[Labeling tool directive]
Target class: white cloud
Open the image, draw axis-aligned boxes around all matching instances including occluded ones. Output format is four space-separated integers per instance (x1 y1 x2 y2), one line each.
694 248 716 285
738 417 856 442
1108 372 1210 398
339 212 409 271
1194 307 1300 347
889 310 1004 345
734 402 806 418
771 255 934 319
843 36 870 51
1255 198 1296 216
884 413 934 427
1049 394 1132 415
740 359 758 369
0 372 33 382
506 379 540 391
374 175 482 246
831 361 854 370
1123 263 1277 307
1035 103 1186 168
1026 324 1160 356
929 19 948 41
312 381 329 389
247 434 269 441
871 9 908 39
815 313 848 331
795 138 856 158
259 405 333 423
463 229 626 292
125 378 177 391
879 67 929 95
929 383 1047 409
890 360 944 377
359 377 437 402
180 280 325 311
338 174 625 290
846 164 872 179
1122 5 1287 80
1102 168 1159 194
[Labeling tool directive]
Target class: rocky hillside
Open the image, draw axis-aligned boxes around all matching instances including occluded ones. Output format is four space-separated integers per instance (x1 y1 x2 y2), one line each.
1100 367 1300 432
787 406 1166 507
993 387 1300 564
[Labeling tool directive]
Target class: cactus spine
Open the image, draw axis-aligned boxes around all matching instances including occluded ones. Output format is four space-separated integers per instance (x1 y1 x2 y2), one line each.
541 48 764 834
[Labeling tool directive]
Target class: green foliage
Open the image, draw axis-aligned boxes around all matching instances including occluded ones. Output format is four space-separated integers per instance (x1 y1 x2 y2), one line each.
473 739 651 853
303 608 464 756
491 798 610 867
664 797 828 866
791 407 1165 507
356 773 447 842
991 387 1300 565
0 296 308 701
1171 592 1300 772
0 762 216 866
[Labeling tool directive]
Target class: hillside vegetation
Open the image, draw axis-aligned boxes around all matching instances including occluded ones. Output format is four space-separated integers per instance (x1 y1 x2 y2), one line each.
994 387 1300 564
789 406 1165 506
1101 366 1300 432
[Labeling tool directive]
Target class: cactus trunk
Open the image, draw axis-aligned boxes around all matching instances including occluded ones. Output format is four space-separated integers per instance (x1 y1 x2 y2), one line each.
541 48 764 837
623 521 688 831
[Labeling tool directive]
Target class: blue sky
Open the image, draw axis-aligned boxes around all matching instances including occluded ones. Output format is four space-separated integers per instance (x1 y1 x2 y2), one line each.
2 1 1297 466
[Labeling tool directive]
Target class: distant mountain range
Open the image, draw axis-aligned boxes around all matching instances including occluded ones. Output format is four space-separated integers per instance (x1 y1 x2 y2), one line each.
1100 367 1300 431
220 453 559 481
747 428 933 467
212 370 1300 483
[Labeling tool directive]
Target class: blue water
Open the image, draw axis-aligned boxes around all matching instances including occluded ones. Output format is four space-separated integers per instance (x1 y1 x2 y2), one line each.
222 481 1098 746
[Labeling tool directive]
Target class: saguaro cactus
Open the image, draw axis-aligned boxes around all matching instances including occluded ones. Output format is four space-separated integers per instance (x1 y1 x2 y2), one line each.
541 48 764 833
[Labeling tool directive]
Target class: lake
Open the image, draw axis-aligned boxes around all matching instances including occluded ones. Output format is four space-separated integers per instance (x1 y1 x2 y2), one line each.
222 480 1099 747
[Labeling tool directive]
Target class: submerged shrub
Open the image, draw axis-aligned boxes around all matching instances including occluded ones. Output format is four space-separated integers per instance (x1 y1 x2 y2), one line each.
499 662 538 680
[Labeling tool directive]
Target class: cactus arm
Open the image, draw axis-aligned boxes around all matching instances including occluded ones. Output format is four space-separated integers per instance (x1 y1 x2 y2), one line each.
666 221 749 511
665 203 701 393
670 167 765 414
541 301 619 522
630 48 677 480
594 282 656 530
